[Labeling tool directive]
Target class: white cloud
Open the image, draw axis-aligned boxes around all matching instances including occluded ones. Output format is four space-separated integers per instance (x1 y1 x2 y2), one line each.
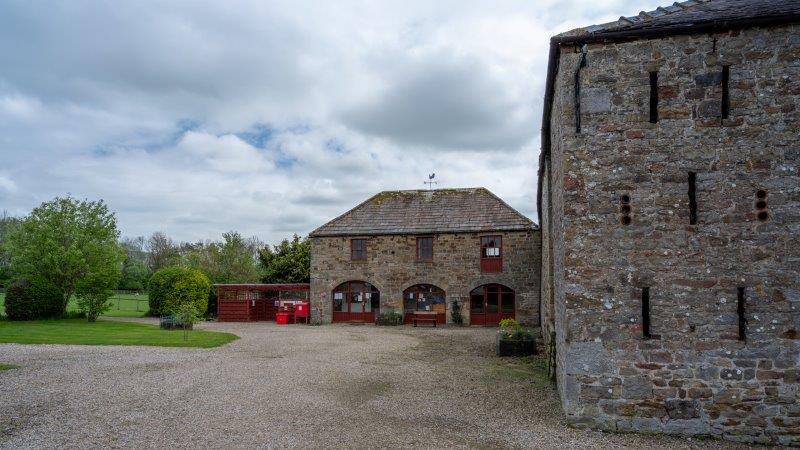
0 175 17 193
0 0 664 243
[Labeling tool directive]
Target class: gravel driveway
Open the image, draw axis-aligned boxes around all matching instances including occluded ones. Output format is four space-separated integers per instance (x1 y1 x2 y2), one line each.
1 320 755 449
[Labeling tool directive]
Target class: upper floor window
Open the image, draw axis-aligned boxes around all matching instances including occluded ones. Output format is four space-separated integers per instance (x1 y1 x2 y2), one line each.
351 239 366 261
480 235 502 272
417 237 433 261
481 236 501 257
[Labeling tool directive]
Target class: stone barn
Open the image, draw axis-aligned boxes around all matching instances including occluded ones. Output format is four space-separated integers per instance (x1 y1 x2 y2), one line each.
538 0 799 445
309 188 540 326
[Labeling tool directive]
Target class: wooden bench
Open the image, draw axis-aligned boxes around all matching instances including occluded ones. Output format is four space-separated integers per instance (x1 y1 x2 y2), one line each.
412 313 438 327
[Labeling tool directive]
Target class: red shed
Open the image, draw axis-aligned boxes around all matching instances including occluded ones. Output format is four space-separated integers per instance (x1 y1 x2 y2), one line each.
215 283 310 322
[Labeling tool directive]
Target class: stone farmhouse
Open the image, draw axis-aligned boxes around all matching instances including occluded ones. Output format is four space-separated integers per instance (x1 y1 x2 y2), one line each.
309 188 540 326
537 0 799 445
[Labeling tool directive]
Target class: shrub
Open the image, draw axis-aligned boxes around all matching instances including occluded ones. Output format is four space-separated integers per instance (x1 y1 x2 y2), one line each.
147 267 211 316
4 277 63 320
499 318 532 340
450 299 464 325
376 309 403 326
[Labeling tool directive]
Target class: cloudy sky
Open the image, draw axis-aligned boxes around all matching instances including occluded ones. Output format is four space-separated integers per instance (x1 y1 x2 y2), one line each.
0 0 662 244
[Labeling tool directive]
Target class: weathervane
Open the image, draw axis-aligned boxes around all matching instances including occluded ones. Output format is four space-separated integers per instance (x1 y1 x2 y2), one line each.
424 173 438 190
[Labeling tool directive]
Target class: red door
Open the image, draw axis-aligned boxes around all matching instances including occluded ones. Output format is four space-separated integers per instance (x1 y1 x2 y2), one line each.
332 282 379 323
470 284 515 326
485 285 501 325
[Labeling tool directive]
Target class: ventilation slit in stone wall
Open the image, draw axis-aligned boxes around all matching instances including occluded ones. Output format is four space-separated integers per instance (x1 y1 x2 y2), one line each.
737 287 747 342
574 45 588 134
688 171 697 225
721 65 730 120
755 189 769 222
642 287 651 339
620 194 632 225
649 71 659 123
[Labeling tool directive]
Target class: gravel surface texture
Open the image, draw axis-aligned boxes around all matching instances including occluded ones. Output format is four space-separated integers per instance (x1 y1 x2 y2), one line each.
1 320 759 449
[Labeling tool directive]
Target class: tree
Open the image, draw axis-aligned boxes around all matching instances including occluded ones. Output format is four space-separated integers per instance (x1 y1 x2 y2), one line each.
213 232 261 283
76 254 123 322
0 211 21 288
5 196 124 316
119 237 149 290
173 303 200 341
146 232 179 273
258 234 310 283
183 232 261 283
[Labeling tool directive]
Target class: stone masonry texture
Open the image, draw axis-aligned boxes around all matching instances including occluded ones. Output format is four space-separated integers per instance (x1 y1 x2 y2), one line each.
541 23 800 445
310 230 541 326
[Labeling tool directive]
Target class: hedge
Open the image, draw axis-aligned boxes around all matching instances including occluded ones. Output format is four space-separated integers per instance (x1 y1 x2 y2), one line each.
147 267 210 316
4 277 63 320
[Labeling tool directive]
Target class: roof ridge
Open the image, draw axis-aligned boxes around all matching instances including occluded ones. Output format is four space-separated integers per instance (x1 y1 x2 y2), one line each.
376 187 484 193
563 0 713 38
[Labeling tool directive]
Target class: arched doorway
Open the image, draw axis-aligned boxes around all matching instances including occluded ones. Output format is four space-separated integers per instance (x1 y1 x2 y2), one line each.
470 284 514 326
332 281 380 323
403 284 446 324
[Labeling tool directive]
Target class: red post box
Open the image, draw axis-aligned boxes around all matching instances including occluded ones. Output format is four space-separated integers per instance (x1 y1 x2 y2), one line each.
294 302 310 324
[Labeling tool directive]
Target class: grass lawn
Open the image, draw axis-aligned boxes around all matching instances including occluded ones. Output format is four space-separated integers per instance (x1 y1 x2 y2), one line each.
0 363 19 370
0 292 149 318
0 319 238 348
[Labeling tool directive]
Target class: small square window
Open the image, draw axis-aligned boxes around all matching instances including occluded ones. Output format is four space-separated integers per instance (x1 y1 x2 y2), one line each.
480 235 502 273
351 239 366 260
481 236 501 258
417 237 433 261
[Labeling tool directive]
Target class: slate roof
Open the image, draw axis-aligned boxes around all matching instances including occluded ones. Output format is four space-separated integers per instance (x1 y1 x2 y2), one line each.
557 0 800 43
310 188 536 237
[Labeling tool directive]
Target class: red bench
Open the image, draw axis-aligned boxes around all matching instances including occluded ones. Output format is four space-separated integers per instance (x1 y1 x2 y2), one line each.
412 313 437 327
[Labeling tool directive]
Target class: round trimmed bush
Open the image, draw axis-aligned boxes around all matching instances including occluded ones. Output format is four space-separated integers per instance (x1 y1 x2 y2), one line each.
147 267 210 316
4 277 63 320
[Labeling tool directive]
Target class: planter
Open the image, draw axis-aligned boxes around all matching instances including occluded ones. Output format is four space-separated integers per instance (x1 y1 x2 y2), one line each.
497 334 536 357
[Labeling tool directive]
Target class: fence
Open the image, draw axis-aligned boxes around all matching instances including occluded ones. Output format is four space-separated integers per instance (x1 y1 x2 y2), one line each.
110 291 149 313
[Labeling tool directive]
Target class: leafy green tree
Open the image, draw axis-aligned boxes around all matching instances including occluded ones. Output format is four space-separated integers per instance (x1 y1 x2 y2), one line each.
183 232 260 283
76 256 122 322
5 196 124 316
212 232 261 283
119 257 149 291
118 236 149 290
0 212 21 288
258 234 310 283
173 303 201 341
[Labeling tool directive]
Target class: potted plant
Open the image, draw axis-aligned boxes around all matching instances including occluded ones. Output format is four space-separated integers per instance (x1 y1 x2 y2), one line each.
497 318 536 357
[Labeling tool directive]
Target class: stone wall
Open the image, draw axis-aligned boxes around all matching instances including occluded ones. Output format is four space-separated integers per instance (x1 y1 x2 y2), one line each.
310 230 541 325
540 167 555 344
547 24 800 445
